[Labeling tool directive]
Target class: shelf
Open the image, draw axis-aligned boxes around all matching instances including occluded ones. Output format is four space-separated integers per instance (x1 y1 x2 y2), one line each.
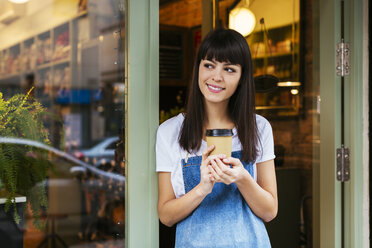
0 58 69 81
36 58 70 71
23 70 36 75
37 62 53 70
253 51 296 60
75 10 88 19
0 73 21 81
0 14 80 92
53 58 70 66
256 105 297 110
249 22 302 118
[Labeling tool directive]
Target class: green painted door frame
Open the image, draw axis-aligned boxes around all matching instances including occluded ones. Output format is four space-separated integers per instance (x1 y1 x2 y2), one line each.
343 0 366 247
125 0 159 247
315 0 342 246
123 0 367 247
315 0 367 247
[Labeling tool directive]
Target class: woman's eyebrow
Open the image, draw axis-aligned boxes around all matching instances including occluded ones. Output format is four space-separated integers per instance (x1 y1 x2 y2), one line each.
206 59 239 66
223 62 239 66
204 59 216 64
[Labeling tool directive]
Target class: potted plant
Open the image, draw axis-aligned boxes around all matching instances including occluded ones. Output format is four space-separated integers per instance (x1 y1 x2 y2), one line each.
0 89 55 229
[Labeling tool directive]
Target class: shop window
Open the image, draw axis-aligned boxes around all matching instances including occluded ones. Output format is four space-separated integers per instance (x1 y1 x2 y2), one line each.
0 0 125 247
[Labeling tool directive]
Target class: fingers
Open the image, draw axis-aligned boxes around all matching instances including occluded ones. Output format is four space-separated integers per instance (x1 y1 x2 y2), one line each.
202 153 225 168
202 145 215 160
214 158 233 176
208 157 246 185
210 159 223 176
208 157 233 183
208 165 219 182
223 157 242 167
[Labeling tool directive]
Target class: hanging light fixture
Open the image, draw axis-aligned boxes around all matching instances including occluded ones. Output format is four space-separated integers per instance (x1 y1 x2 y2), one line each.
229 0 256 37
277 81 301 87
8 0 29 3
253 18 279 93
277 0 301 88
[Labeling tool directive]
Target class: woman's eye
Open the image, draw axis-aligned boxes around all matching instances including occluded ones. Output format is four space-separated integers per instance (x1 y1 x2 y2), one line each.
225 67 236 73
204 63 213 69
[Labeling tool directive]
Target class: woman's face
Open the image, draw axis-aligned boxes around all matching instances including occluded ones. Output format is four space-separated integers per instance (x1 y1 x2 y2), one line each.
198 59 242 105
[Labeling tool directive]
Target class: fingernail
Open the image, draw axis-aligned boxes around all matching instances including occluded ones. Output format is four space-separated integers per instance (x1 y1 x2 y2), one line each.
223 158 229 162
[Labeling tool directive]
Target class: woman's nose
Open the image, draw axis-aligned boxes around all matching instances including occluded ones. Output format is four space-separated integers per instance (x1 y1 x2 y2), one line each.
212 68 223 82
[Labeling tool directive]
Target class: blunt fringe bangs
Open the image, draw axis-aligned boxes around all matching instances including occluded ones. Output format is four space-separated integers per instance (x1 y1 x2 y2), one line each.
179 28 260 163
199 32 246 68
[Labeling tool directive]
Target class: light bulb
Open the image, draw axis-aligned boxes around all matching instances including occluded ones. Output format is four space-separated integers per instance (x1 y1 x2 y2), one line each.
8 0 29 4
229 7 256 37
277 81 301 87
290 89 299 95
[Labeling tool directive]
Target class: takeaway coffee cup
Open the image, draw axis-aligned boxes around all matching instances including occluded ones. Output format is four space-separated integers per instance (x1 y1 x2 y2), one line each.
205 129 233 157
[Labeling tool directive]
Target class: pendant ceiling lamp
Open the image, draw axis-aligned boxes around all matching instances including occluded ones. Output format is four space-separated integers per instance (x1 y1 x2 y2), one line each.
277 0 301 88
8 0 29 3
229 0 256 37
253 18 279 93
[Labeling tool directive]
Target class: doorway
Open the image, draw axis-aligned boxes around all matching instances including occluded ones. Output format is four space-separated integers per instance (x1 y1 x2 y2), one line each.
158 0 314 247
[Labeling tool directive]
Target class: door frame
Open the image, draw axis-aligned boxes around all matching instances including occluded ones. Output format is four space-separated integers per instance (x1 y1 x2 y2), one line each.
125 0 159 247
314 0 368 247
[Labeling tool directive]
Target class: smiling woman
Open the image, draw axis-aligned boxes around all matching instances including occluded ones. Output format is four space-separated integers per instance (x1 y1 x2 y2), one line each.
157 28 277 248
198 59 241 104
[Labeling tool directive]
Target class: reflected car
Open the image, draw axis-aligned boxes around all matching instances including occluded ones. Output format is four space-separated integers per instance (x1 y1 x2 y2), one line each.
73 137 119 168
0 137 125 247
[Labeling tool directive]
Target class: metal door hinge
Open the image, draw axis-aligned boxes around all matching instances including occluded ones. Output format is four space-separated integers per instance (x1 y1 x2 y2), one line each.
336 145 350 181
336 41 350 76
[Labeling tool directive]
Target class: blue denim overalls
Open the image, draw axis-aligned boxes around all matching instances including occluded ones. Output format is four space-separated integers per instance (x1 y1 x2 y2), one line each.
175 150 271 248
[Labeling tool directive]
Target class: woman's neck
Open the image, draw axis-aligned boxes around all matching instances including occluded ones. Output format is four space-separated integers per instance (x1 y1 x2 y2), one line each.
203 100 234 130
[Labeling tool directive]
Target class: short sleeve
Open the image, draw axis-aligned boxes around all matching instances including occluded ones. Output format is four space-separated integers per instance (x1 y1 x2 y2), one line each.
256 118 275 164
156 127 174 172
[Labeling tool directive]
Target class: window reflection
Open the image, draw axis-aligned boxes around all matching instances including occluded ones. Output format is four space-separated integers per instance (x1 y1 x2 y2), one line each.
0 0 125 247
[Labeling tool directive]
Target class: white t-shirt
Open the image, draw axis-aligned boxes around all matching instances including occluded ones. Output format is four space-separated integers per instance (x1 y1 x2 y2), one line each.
156 113 275 198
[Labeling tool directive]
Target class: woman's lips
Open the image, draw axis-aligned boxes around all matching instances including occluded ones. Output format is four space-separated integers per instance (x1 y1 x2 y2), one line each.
207 83 225 93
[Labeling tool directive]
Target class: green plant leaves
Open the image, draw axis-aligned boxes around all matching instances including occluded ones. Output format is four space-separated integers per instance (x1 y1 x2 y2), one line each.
0 89 54 229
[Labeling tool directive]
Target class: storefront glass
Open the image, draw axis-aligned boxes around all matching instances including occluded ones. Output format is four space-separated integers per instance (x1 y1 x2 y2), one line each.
0 0 125 247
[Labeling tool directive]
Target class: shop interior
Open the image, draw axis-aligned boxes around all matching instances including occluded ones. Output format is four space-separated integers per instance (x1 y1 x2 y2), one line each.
0 0 316 247
159 0 316 248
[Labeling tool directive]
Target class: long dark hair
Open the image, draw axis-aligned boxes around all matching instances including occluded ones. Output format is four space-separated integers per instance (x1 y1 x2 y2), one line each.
179 28 259 163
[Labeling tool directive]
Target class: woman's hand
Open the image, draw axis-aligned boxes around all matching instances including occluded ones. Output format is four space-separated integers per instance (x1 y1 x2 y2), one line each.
208 156 248 185
197 145 222 195
209 157 278 222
